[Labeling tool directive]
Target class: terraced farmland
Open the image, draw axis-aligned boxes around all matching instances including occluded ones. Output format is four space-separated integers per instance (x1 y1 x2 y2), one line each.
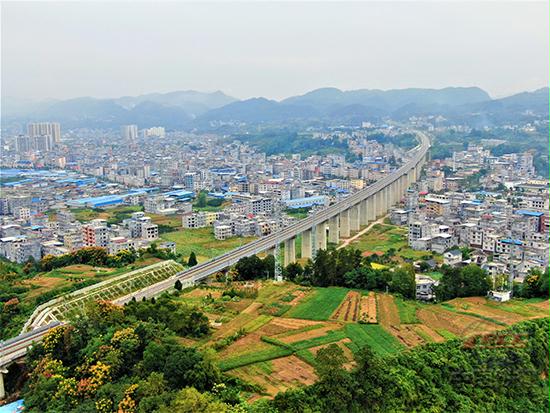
170 281 548 399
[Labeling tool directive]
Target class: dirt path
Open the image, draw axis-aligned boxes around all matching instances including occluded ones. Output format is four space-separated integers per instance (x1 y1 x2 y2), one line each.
337 214 389 250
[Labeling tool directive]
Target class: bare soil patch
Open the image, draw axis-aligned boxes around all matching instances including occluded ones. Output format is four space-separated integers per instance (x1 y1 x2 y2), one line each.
359 292 377 323
225 298 255 312
417 307 500 337
278 322 340 344
415 324 445 343
390 324 425 347
269 317 322 330
376 294 400 328
271 355 318 386
242 302 263 314
529 300 549 311
183 289 222 299
449 297 524 325
288 290 307 306
219 331 273 358
229 355 317 399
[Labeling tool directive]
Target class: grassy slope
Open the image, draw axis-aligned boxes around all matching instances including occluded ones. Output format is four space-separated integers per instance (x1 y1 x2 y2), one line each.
160 228 255 262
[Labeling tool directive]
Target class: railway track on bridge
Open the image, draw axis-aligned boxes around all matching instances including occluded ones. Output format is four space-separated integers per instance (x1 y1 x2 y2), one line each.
0 130 430 369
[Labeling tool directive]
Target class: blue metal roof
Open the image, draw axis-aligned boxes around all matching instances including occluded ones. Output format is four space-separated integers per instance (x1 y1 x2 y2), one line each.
501 238 523 245
515 210 544 217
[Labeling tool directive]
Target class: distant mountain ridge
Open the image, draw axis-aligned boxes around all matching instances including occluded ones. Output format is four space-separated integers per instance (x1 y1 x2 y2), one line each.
2 86 547 129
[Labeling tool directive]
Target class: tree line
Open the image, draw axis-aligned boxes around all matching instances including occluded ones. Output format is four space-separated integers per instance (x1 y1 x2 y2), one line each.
232 247 506 301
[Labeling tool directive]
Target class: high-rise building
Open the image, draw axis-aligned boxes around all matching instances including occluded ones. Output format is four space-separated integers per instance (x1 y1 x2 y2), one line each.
27 122 61 143
121 125 138 140
33 135 55 152
142 126 165 138
16 135 32 153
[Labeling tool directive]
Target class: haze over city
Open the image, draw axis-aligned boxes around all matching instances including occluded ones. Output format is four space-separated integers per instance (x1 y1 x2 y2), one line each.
2 1 549 101
0 2 549 412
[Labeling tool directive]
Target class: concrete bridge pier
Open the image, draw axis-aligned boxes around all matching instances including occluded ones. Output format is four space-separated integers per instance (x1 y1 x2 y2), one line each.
350 204 360 231
284 238 296 266
316 222 327 250
301 229 312 259
367 196 376 222
339 209 350 238
0 367 7 400
360 199 369 226
328 216 339 244
374 192 381 218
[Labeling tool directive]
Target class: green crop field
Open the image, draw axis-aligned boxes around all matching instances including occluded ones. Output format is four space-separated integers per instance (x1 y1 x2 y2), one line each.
160 228 255 262
395 297 421 324
344 323 404 356
242 315 273 333
435 329 458 340
286 287 349 320
219 345 293 371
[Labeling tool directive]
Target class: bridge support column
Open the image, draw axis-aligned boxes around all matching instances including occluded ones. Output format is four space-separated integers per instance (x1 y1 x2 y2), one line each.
328 216 339 244
374 192 382 218
367 196 376 222
265 247 275 257
350 204 360 231
360 199 368 226
0 367 7 400
339 209 350 238
284 238 296 267
301 229 312 259
316 221 327 251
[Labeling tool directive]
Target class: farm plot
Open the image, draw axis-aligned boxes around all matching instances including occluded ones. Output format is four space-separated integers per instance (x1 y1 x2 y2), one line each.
376 294 428 348
445 297 524 325
416 306 501 338
308 337 356 369
331 291 361 322
228 355 317 398
286 287 349 321
344 323 404 356
394 297 420 324
276 322 341 345
359 292 377 323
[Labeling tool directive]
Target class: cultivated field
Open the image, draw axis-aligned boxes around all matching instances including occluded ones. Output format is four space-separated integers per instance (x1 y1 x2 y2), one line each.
172 281 548 399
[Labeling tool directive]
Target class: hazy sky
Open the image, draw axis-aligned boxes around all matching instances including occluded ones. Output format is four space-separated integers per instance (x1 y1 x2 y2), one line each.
2 1 548 101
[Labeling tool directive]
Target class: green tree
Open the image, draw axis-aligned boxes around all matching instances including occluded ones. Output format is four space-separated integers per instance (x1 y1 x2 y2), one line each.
188 252 198 267
284 262 303 281
195 191 208 208
159 387 230 413
174 280 183 291
313 344 354 412
390 265 416 299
